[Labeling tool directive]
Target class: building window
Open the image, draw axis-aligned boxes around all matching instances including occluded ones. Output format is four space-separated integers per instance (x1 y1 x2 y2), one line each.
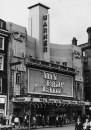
16 73 21 84
0 20 6 29
0 78 2 93
0 36 4 50
56 61 60 65
0 56 4 70
77 82 80 90
50 61 54 64
62 62 67 66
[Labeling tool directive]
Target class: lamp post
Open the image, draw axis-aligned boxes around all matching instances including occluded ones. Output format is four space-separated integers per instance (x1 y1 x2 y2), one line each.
29 100 31 130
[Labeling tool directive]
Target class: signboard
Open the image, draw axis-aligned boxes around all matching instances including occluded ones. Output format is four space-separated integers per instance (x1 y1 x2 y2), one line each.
28 69 73 97
42 14 49 53
12 97 31 102
11 64 26 72
0 98 5 103
12 97 85 106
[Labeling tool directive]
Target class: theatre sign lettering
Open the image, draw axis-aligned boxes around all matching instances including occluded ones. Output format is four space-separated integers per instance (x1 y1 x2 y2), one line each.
42 14 49 53
42 72 64 94
28 69 73 97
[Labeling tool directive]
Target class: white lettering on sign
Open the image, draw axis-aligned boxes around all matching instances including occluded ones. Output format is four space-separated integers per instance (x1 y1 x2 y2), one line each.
33 98 85 105
44 72 57 80
43 14 49 52
12 64 26 72
12 97 30 102
42 72 64 94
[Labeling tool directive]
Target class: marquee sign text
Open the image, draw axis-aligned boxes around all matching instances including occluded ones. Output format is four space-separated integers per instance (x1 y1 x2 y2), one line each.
42 72 64 94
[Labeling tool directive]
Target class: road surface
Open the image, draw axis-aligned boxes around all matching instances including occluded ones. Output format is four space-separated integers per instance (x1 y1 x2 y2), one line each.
34 125 75 130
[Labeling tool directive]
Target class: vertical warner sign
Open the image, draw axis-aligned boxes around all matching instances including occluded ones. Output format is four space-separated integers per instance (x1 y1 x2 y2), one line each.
43 14 49 52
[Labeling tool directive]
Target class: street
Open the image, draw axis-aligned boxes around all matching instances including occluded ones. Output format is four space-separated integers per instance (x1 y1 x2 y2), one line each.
34 125 75 130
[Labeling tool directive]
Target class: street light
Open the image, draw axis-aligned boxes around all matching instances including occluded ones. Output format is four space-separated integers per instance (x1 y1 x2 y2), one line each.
29 97 32 130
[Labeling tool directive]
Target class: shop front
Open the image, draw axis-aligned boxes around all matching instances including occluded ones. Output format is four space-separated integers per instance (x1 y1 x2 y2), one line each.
12 96 85 124
0 95 7 117
84 101 91 116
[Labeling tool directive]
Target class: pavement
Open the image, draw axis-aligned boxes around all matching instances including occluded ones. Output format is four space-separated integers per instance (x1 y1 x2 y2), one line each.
36 125 75 130
12 124 75 130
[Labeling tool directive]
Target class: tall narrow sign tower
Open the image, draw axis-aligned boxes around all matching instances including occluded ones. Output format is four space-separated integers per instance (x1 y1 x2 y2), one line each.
28 3 50 62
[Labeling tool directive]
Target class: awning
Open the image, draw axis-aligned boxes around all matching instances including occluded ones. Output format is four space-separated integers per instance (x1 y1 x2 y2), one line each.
11 96 85 106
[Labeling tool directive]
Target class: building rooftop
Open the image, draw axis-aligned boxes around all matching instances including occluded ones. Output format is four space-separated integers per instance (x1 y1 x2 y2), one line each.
28 3 50 10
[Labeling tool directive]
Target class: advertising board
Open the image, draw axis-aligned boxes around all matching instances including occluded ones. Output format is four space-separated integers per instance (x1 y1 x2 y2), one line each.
28 69 73 97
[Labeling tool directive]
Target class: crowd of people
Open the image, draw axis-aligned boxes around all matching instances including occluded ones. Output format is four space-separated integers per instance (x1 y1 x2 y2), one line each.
0 113 70 128
1 113 91 129
75 114 91 130
18 113 69 128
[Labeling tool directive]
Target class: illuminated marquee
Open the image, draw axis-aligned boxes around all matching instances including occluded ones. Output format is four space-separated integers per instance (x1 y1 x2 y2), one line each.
42 14 49 52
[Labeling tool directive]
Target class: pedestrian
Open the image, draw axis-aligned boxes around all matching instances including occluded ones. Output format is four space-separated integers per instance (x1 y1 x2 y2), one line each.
59 115 62 127
56 115 59 127
32 115 37 128
14 115 20 128
24 114 28 128
2 116 6 125
41 115 45 127
11 114 15 127
75 117 83 130
83 118 90 130
9 114 13 125
89 119 91 130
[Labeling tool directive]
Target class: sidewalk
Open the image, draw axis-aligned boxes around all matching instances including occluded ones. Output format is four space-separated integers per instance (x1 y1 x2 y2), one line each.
12 123 75 130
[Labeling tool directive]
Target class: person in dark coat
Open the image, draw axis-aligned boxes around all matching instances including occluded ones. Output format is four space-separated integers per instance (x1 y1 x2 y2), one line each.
58 115 62 127
75 117 83 130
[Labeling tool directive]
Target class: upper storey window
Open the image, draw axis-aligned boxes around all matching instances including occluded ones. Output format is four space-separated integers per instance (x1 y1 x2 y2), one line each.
0 56 4 70
0 36 4 50
0 20 6 30
62 62 67 67
0 78 2 93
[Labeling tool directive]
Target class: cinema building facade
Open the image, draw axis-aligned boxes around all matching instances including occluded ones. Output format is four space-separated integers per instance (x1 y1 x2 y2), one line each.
6 3 85 123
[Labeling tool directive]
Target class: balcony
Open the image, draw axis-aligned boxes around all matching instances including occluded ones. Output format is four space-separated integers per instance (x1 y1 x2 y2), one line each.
25 57 76 75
